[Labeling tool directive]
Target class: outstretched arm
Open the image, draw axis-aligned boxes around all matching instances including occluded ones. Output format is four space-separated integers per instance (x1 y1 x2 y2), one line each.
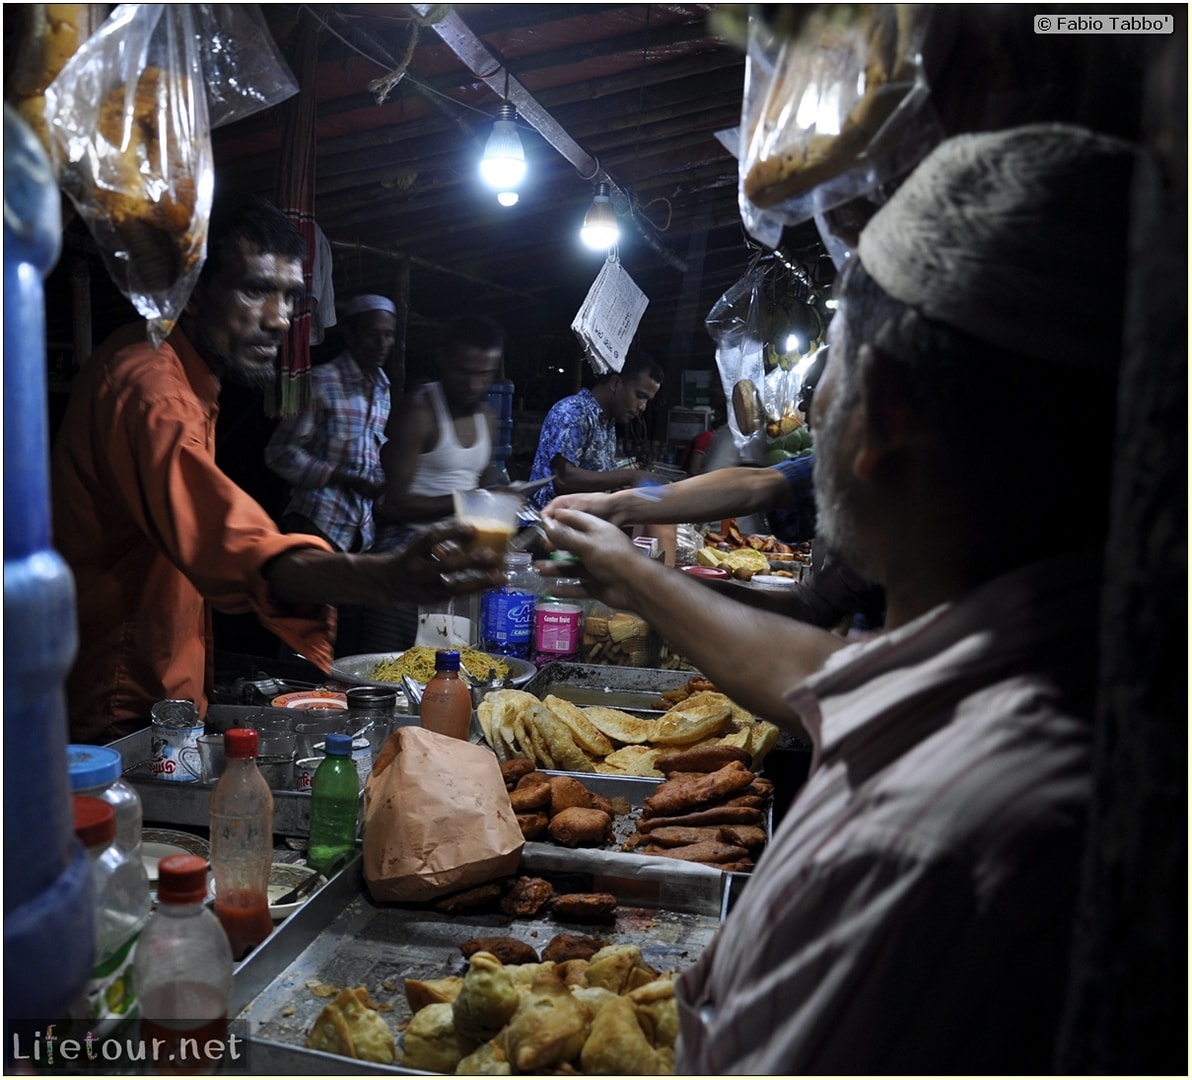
539 508 843 731
264 520 503 607
550 455 656 497
547 465 793 526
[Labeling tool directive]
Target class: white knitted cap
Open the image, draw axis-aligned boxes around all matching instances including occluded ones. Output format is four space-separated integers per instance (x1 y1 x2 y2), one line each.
344 294 397 318
857 124 1137 370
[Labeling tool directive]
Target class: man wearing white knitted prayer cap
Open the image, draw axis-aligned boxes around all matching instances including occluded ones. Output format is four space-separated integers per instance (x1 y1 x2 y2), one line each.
538 124 1139 1073
343 293 397 319
266 292 396 561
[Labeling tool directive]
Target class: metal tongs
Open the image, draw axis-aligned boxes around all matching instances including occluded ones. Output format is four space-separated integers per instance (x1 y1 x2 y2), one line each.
510 503 547 552
495 477 552 499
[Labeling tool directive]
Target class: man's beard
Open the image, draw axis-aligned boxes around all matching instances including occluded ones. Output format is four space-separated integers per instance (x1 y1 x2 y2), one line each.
812 386 868 577
222 360 277 391
206 349 277 392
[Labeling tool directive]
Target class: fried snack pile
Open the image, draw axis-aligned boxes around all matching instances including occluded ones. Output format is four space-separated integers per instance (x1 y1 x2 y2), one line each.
478 687 779 778
502 765 623 865
7 4 101 160
697 518 811 581
623 750 775 872
580 610 652 666
306 986 396 1064
400 948 679 1074
430 870 618 927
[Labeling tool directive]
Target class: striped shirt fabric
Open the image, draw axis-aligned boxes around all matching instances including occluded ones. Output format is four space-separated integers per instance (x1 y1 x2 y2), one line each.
675 549 1102 1073
266 351 389 552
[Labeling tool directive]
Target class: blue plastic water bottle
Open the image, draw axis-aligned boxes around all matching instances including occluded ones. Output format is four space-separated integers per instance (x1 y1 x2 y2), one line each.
479 552 537 659
3 104 95 1019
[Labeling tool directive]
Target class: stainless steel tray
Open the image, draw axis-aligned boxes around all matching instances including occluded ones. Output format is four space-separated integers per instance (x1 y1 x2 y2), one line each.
110 707 321 837
521 769 772 899
232 853 723 1074
523 662 695 713
525 662 812 753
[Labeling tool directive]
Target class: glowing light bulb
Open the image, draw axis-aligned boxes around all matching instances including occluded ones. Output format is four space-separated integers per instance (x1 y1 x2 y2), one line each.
480 103 526 191
580 183 619 251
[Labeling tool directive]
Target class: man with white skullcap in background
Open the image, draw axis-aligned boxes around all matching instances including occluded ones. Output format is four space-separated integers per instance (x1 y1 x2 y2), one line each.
539 124 1138 1072
267 293 396 554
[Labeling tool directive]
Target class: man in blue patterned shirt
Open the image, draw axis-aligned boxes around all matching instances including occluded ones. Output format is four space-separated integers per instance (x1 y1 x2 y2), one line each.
266 294 394 552
528 349 664 510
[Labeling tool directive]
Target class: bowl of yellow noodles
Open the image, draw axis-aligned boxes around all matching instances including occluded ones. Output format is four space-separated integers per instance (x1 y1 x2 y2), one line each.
330 647 535 690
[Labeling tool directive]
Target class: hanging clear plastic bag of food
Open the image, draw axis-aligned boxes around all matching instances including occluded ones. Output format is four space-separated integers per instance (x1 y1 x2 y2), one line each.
705 256 768 462
705 252 824 460
44 4 213 348
738 4 939 238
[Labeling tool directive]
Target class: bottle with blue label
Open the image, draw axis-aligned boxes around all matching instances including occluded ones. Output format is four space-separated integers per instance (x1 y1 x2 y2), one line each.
479 552 537 659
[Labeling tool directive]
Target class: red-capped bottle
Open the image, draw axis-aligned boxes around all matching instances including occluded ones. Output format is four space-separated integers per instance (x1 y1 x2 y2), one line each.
208 728 273 959
134 854 234 1074
68 796 151 1037
419 649 473 741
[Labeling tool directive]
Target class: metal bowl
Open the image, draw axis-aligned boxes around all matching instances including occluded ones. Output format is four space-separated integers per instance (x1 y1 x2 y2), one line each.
330 651 536 690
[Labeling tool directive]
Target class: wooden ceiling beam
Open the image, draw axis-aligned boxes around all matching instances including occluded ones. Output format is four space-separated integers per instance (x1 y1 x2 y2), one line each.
498 20 720 77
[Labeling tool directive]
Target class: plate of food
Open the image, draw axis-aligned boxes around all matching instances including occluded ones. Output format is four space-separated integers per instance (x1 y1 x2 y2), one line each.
142 828 209 883
679 564 730 580
270 689 348 710
331 647 535 689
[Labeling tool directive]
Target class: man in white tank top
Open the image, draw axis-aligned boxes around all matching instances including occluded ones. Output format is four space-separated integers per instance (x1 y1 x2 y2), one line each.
374 315 503 538
354 317 504 653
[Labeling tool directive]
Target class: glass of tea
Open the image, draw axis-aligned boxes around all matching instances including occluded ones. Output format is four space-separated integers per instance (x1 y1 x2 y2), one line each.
452 488 523 558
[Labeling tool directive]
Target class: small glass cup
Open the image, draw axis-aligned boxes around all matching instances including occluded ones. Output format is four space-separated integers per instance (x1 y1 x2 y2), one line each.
453 489 523 559
179 734 225 783
295 710 344 759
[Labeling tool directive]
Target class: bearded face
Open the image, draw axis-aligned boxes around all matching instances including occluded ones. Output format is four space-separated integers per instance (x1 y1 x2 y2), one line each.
187 239 303 390
811 314 870 577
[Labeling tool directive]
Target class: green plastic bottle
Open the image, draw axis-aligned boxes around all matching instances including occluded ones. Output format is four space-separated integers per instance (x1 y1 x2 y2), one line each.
307 733 360 876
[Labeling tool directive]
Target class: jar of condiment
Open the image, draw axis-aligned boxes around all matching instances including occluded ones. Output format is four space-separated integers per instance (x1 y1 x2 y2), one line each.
148 698 203 783
67 744 144 861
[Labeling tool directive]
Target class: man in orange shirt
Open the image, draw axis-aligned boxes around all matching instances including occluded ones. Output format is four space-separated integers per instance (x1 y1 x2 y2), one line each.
51 191 501 743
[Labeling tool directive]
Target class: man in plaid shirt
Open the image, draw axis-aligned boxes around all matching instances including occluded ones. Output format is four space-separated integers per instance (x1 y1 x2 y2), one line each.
266 294 395 553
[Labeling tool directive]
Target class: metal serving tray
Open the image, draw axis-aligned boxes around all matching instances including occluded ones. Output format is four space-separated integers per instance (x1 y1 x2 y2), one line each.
520 769 772 905
232 853 723 1074
109 706 321 836
522 662 695 713
525 661 812 754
